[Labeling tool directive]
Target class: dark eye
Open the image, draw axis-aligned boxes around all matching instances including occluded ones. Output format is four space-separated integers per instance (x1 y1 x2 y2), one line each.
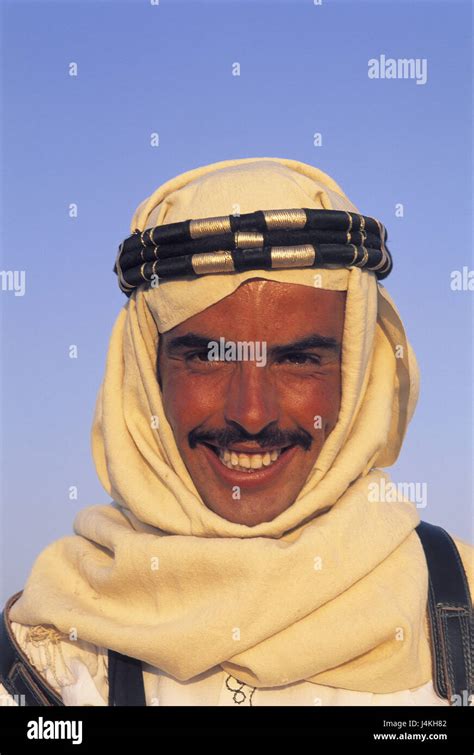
278 353 321 366
185 350 211 363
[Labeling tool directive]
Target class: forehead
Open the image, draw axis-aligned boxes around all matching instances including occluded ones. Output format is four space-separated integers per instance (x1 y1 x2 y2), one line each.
161 280 347 342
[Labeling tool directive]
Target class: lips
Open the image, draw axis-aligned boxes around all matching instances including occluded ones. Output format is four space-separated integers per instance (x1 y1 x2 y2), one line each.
199 441 299 489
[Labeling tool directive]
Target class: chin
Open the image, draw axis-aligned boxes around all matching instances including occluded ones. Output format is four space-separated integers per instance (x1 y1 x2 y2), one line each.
203 494 295 525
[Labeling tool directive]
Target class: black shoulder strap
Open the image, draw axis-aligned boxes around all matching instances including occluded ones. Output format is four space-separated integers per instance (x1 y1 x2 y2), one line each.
107 649 146 706
0 590 64 706
415 520 473 705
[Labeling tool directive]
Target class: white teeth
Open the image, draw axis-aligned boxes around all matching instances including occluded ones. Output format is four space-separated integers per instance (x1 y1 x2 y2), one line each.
216 446 286 472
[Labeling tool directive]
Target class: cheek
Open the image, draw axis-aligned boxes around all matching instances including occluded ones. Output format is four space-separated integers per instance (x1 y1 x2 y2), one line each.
278 374 342 427
161 372 221 432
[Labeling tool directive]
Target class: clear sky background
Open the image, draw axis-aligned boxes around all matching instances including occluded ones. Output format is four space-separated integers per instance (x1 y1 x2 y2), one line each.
0 0 472 604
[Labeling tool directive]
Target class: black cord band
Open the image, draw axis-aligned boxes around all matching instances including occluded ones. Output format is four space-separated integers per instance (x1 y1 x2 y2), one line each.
113 208 392 296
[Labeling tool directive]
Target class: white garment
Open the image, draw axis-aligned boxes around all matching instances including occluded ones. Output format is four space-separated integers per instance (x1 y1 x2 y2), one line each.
0 620 459 707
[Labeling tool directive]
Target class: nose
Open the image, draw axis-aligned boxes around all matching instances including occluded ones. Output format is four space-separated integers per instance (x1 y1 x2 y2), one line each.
223 361 280 435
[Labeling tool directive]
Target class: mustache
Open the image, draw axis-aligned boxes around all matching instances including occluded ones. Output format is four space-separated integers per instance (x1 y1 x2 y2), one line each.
189 425 313 451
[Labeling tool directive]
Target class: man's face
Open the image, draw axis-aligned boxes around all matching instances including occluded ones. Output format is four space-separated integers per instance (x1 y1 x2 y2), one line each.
157 279 346 526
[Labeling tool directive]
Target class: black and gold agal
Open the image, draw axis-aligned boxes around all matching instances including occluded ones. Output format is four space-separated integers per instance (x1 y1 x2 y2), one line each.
114 208 392 296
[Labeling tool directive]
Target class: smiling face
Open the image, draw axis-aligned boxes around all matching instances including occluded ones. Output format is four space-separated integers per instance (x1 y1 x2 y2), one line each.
157 279 346 526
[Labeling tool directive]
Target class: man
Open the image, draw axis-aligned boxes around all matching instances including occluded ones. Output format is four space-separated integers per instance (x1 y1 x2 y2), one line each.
1 157 472 707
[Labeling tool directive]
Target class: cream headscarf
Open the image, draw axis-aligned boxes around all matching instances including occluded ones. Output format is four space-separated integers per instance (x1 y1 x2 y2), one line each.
10 158 433 693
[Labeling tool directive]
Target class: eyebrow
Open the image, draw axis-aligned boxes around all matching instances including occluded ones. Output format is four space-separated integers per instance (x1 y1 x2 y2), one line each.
164 331 341 356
